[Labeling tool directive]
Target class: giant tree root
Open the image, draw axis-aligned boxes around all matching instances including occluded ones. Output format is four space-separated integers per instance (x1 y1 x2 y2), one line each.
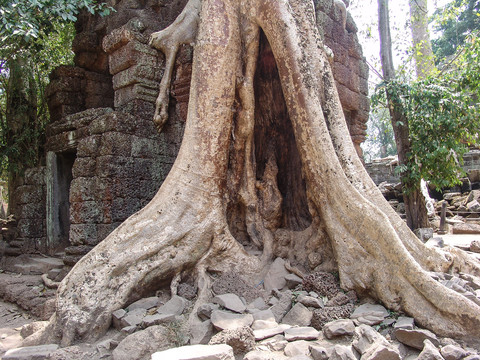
26 0 480 347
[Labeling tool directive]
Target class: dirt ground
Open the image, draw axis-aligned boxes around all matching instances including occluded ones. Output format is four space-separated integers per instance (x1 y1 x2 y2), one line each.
0 299 35 356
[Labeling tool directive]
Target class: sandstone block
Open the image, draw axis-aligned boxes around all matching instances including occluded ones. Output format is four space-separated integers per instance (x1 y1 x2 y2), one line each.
209 326 255 354
3 344 59 360
323 319 355 339
393 328 439 350
441 344 469 360
417 339 444 360
329 345 357 360
210 310 254 331
190 319 214 345
284 327 319 341
263 257 289 292
297 294 324 308
157 295 188 316
350 303 388 326
254 324 291 341
284 340 312 357
282 302 313 327
393 316 414 330
212 293 246 313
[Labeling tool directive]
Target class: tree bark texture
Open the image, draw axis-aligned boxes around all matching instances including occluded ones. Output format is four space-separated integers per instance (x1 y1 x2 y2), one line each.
378 0 430 230
409 0 436 78
26 0 480 346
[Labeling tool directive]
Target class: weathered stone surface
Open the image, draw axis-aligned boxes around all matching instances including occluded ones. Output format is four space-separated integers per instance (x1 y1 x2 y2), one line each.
393 316 414 330
20 321 49 339
248 297 269 311
120 308 146 328
323 319 355 339
190 320 214 345
363 344 402 360
212 293 246 313
252 309 276 322
270 290 293 322
329 345 357 360
470 240 480 254
252 320 279 330
303 272 339 297
209 326 255 354
47 345 93 360
151 344 235 360
393 328 439 350
197 303 220 320
311 304 354 329
260 334 288 351
284 327 320 341
284 340 312 357
244 350 282 360
112 309 127 329
440 344 469 360
3 344 59 360
417 339 444 360
297 294 324 308
326 292 351 307
254 324 291 341
264 258 289 292
452 223 480 234
310 344 332 360
282 303 313 327
350 303 388 326
113 325 175 360
285 274 304 289
157 295 188 316
210 310 254 331
141 313 176 327
352 324 389 355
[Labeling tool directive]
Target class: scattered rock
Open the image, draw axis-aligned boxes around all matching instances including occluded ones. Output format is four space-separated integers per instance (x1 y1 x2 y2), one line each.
47 345 93 360
323 319 355 339
157 295 188 316
326 292 350 307
120 308 146 328
151 344 235 360
251 320 278 330
141 313 176 327
285 274 303 289
209 326 255 354
352 324 389 355
197 303 219 320
350 303 388 326
212 272 263 303
210 310 254 331
20 321 49 339
126 296 160 311
212 293 246 314
178 283 197 300
414 228 434 242
254 324 291 341
3 344 59 360
452 223 480 235
263 258 289 292
247 298 269 312
260 334 288 351
303 272 339 297
417 339 444 360
297 294 324 308
362 343 401 360
311 304 354 329
329 345 357 360
284 340 312 357
252 309 276 322
441 344 469 360
270 290 292 322
112 309 127 329
112 325 176 360
310 344 332 360
393 316 414 330
244 350 278 360
190 319 214 345
282 303 313 327
284 326 319 341
470 240 480 254
394 328 439 350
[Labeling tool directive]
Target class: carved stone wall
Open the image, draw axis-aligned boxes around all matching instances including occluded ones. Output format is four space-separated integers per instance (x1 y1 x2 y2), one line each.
9 0 369 260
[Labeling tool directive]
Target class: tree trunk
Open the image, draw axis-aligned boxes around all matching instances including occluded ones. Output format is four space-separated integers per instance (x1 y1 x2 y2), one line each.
409 0 436 78
378 0 429 230
26 0 480 347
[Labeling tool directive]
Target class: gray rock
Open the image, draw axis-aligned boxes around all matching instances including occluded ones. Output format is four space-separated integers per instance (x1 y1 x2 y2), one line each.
284 340 312 357
141 313 175 327
351 304 389 326
120 325 137 334
210 310 254 331
284 327 320 341
414 228 434 242
213 293 246 313
254 324 291 341
126 296 160 311
271 290 292 322
297 295 324 308
260 334 288 351
362 344 402 360
417 339 444 360
285 274 303 289
244 350 279 360
289 355 313 360
253 309 276 322
151 344 235 360
329 345 357 360
394 328 439 350
352 324 389 355
190 319 214 345
209 326 255 354
157 295 188 316
247 297 269 312
393 317 414 330
471 240 480 254
323 319 355 339
440 345 469 360
197 303 220 320
20 321 49 339
467 200 480 212
310 345 332 360
47 345 93 360
282 303 313 327
112 309 127 330
120 308 146 328
112 325 175 360
3 345 59 360
264 258 290 292
252 320 279 330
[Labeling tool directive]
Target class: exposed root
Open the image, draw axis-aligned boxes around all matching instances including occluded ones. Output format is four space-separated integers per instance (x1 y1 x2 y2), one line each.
41 274 59 289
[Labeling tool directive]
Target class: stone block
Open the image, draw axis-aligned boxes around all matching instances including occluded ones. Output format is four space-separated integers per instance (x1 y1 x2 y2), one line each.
95 155 136 178
323 319 355 339
16 219 44 238
112 65 160 90
70 201 103 224
264 257 289 292
284 340 312 357
17 185 44 204
284 327 320 341
210 310 254 331
69 177 96 202
99 132 133 157
253 324 291 341
209 326 255 354
111 198 142 222
114 83 158 108
102 27 148 55
350 303 389 326
126 296 160 311
151 344 235 360
3 344 59 359
393 328 439 350
212 293 246 313
282 303 313 327
71 158 96 178
69 223 98 245
77 136 102 157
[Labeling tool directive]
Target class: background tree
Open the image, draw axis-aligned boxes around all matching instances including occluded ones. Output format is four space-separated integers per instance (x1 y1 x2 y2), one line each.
0 0 111 212
409 0 436 77
25 0 480 347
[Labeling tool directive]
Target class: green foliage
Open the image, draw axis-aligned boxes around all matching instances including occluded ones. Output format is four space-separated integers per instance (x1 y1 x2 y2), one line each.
362 107 397 162
372 34 480 191
431 0 480 62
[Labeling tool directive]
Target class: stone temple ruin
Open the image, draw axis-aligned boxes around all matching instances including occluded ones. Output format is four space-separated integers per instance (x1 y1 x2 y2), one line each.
2 0 369 265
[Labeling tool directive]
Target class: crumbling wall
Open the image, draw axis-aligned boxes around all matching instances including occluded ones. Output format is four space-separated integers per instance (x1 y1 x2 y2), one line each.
10 0 369 260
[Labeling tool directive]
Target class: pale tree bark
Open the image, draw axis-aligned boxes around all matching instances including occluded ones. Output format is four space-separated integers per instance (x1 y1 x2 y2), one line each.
409 0 436 78
26 0 480 347
378 0 430 230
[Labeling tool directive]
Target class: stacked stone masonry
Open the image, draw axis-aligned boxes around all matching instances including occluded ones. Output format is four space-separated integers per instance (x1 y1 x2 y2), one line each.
8 0 369 260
